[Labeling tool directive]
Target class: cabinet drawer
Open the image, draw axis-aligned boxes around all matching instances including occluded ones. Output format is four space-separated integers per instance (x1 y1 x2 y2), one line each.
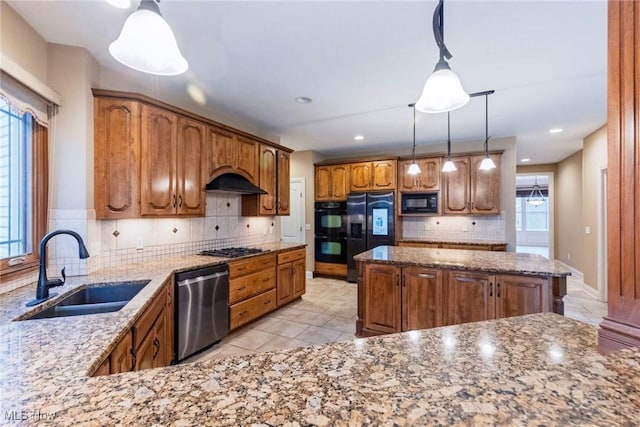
229 254 276 277
230 289 277 330
277 248 305 264
229 268 276 304
315 261 347 276
133 286 166 350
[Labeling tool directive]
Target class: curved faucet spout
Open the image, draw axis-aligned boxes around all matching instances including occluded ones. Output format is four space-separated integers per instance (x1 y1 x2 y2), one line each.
25 229 90 307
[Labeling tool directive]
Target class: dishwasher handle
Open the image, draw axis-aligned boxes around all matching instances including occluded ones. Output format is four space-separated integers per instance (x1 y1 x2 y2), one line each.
177 271 228 287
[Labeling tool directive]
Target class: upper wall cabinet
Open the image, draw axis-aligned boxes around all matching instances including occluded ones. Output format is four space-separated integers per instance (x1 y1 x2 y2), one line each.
94 98 141 219
242 145 290 216
398 158 440 192
315 164 350 201
442 153 501 215
208 127 259 184
93 89 292 219
349 160 396 192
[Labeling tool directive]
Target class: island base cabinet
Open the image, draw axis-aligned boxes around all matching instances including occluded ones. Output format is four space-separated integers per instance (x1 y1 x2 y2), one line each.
447 271 495 325
363 264 401 335
402 268 444 331
495 275 551 319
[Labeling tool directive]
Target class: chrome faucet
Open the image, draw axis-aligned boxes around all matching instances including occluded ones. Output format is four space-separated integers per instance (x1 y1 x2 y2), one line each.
25 229 90 307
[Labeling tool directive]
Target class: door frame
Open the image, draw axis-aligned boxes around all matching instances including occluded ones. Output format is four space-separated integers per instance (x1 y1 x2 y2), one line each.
597 168 608 302
280 177 305 244
515 172 555 259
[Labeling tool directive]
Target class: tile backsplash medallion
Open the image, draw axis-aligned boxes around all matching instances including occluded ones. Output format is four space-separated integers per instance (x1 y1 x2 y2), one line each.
402 214 506 241
1 194 277 295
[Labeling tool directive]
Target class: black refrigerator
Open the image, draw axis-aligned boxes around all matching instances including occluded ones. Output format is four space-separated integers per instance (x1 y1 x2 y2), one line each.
346 191 395 282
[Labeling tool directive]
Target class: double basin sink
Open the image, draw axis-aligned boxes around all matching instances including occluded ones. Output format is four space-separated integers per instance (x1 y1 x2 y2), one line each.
23 281 150 320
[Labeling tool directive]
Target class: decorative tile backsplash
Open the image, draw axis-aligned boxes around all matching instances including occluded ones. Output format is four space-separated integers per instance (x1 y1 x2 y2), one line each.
1 194 278 295
402 215 506 241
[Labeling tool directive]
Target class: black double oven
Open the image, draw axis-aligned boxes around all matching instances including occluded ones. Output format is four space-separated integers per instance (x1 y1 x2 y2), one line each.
314 201 348 264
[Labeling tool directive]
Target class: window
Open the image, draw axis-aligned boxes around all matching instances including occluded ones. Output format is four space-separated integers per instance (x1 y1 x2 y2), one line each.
0 98 33 259
515 196 549 232
0 97 48 282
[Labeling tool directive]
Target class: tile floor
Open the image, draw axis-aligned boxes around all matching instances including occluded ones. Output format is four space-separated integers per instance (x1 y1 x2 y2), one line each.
182 274 608 364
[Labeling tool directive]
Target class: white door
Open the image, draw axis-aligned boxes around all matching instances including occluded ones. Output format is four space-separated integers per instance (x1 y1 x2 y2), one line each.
281 178 305 243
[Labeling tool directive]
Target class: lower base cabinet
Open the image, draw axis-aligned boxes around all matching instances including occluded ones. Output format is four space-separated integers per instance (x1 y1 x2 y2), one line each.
277 248 306 306
359 263 553 337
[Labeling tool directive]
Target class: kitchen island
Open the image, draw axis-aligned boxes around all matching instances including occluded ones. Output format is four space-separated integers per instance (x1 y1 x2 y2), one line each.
354 246 571 337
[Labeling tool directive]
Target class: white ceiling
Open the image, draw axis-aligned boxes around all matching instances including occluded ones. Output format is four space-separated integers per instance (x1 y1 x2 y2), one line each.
8 0 607 165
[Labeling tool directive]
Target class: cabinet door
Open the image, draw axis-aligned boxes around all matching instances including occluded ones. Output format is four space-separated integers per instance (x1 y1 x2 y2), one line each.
237 136 259 184
208 127 235 178
330 164 350 200
470 154 501 214
350 162 372 192
176 117 206 216
94 99 140 219
315 166 332 201
110 330 133 374
292 257 306 298
446 271 494 325
140 105 178 216
364 264 401 334
152 311 167 368
165 281 174 365
442 157 470 214
371 160 396 190
402 267 444 331
277 263 294 306
135 327 155 371
94 357 110 376
277 150 290 215
417 158 441 191
398 160 418 192
258 145 277 215
495 275 550 319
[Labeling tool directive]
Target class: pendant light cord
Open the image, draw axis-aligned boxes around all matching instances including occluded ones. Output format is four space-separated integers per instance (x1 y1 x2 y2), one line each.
447 111 452 158
484 93 490 154
412 105 417 160
433 0 452 62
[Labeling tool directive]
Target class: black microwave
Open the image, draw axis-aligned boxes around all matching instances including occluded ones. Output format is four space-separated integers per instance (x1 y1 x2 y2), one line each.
401 192 439 214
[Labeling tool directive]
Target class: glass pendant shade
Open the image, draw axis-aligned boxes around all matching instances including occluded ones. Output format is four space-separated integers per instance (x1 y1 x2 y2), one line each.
408 162 421 175
442 159 457 172
109 1 188 76
415 65 470 114
479 155 496 170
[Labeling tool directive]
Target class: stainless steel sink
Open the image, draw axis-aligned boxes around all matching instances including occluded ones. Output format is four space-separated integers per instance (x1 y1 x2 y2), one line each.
22 280 150 320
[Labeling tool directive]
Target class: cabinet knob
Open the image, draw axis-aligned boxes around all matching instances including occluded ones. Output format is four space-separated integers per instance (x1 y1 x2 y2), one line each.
497 283 501 298
172 194 176 208
178 194 183 208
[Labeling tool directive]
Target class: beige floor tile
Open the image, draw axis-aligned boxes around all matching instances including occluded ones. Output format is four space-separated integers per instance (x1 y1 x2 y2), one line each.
334 332 357 342
295 311 334 326
252 317 310 338
224 329 280 350
322 315 357 333
270 306 306 321
256 336 310 352
295 325 342 345
208 345 256 360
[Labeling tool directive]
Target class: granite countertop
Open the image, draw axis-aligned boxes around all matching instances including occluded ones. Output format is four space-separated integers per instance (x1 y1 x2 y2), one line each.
399 237 508 246
2 243 638 425
354 245 571 277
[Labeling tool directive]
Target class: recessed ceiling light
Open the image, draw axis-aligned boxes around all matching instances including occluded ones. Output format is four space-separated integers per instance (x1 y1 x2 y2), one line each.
549 128 563 134
294 97 312 104
521 158 531 163
354 135 364 141
105 0 131 9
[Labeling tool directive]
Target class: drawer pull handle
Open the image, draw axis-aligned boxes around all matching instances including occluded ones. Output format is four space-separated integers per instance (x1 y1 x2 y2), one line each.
497 283 501 298
153 337 160 360
239 311 248 317
262 278 271 283
264 300 271 305
130 348 137 371
237 286 246 291
489 283 493 297
238 267 246 271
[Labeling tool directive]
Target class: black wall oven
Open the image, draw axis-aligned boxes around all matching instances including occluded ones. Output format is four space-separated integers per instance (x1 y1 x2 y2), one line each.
315 201 347 264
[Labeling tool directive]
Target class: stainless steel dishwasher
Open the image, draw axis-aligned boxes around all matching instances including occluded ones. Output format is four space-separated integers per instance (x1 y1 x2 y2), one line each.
175 264 229 362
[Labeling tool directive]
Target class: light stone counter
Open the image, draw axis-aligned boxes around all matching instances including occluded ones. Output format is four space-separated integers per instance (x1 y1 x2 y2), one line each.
399 237 508 246
2 244 640 425
354 245 570 277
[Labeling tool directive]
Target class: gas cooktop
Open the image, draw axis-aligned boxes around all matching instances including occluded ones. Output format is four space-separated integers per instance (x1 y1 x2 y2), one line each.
198 247 266 258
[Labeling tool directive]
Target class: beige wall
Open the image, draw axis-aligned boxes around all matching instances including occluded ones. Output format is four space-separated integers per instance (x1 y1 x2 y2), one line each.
289 150 326 272
0 1 48 83
581 125 607 290
556 151 583 271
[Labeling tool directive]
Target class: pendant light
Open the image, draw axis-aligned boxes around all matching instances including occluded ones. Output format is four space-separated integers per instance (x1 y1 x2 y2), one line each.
527 177 545 206
109 0 188 76
478 91 497 170
407 104 421 175
415 0 470 114
441 112 457 172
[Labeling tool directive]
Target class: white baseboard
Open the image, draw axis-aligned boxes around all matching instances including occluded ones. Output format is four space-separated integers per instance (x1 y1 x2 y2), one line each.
555 261 600 300
306 270 313 279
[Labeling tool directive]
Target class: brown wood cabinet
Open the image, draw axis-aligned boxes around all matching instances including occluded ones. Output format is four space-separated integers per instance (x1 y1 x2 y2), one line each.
140 107 206 217
349 160 396 192
358 262 556 337
109 330 133 374
442 154 501 215
94 98 141 219
208 127 259 184
398 241 507 251
228 254 277 330
398 158 441 192
135 309 166 371
315 164 350 201
276 248 306 306
242 146 290 216
314 261 348 278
